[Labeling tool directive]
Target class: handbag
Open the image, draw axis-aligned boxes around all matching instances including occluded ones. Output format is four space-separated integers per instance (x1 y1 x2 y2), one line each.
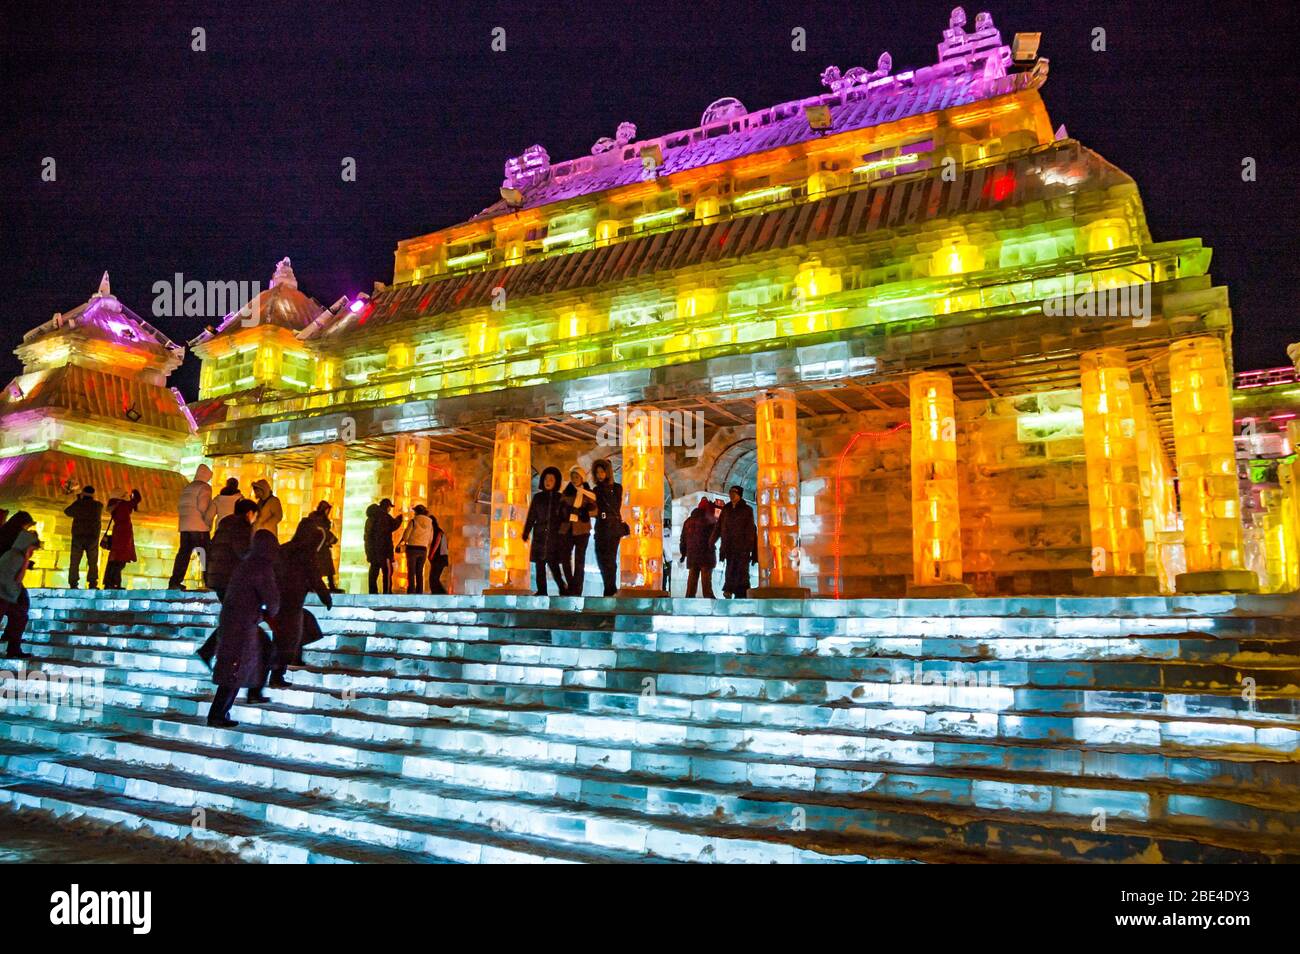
99 515 115 552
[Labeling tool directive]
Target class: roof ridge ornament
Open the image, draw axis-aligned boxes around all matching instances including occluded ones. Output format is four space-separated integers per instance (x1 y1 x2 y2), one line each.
591 121 637 156
270 256 298 289
503 144 551 191
93 271 111 298
700 97 746 127
820 53 892 93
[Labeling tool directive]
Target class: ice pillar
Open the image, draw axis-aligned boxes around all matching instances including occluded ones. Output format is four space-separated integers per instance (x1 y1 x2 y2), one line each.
619 407 667 595
486 422 532 594
908 371 971 596
752 389 809 598
1077 348 1157 594
1168 337 1256 592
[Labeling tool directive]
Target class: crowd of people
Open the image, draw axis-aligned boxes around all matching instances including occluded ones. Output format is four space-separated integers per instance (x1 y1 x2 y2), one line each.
0 461 761 725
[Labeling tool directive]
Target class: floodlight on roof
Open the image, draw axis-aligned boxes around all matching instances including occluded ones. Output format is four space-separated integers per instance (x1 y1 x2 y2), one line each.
1012 32 1041 63
804 104 833 131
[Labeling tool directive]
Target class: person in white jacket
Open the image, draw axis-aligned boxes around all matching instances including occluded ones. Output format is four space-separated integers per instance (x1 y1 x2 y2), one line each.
213 477 244 521
398 504 434 594
168 463 216 590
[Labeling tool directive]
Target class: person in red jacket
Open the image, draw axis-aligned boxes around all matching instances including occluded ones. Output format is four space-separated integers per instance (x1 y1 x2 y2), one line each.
103 489 142 590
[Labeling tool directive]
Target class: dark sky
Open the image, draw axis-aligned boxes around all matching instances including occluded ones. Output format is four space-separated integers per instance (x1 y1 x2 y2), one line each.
3 0 1296 399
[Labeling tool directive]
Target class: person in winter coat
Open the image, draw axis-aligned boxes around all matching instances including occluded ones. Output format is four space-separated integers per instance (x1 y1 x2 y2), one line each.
213 477 243 522
267 522 332 688
250 479 283 539
523 466 567 595
0 513 39 658
207 530 280 727
427 515 449 595
712 485 758 598
591 458 624 597
398 504 434 594
679 499 719 598
203 498 259 601
196 498 260 668
102 489 142 589
302 501 341 592
63 485 103 589
363 498 402 594
560 466 597 596
168 463 216 590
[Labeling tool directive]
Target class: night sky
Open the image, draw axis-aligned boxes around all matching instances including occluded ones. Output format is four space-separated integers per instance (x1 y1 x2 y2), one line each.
2 0 1296 399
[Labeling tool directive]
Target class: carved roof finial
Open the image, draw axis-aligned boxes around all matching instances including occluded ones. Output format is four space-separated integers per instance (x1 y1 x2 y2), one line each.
270 257 298 289
94 271 111 298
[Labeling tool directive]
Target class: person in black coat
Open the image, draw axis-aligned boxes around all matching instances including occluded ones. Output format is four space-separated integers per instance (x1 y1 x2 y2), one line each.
679 499 719 598
302 501 341 592
364 498 402 595
196 498 259 668
590 458 625 597
522 466 567 595
712 485 758 598
207 530 280 727
63 486 103 589
267 521 332 687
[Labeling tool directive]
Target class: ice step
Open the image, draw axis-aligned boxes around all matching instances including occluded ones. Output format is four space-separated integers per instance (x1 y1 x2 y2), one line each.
0 736 893 864
26 610 1300 669
1 700 1295 860
0 774 447 863
8 663 1299 815
2 719 1289 863
10 651 1300 772
19 637 1300 726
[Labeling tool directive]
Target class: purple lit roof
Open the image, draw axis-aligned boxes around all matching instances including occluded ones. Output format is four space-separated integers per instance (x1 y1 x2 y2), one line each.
472 8 1045 221
20 272 181 358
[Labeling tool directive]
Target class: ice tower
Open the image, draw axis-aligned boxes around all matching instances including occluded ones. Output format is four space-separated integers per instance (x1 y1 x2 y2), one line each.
0 273 195 587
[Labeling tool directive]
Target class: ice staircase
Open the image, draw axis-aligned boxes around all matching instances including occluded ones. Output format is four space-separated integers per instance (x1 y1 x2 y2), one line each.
0 589 1297 863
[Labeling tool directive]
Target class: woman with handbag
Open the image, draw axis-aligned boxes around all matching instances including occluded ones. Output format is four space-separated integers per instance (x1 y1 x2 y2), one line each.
102 489 142 589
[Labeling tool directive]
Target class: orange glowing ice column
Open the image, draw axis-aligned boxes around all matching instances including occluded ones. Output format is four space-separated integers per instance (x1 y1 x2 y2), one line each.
752 390 809 598
908 371 972 596
1168 337 1256 592
390 434 431 591
311 443 347 572
619 407 667 595
1077 348 1157 594
486 422 532 594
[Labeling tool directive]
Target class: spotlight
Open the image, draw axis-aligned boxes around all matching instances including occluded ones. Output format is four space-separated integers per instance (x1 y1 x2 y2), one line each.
1012 32 1041 63
804 104 832 131
499 186 523 206
640 143 664 174
124 404 142 423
